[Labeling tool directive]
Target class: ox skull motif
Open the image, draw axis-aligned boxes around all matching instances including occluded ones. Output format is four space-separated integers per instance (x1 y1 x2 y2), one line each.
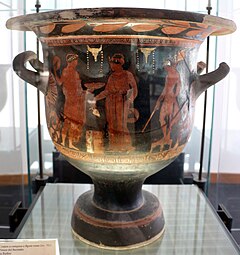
87 45 103 62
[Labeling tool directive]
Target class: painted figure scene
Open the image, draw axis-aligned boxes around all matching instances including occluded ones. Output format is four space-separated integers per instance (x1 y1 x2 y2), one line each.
45 43 196 158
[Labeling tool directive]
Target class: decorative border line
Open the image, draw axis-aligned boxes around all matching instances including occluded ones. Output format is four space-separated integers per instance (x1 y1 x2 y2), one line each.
55 143 185 164
40 35 201 47
72 226 165 251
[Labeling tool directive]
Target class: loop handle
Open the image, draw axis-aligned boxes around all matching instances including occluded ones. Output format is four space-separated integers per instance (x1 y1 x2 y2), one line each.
13 51 48 95
194 62 230 98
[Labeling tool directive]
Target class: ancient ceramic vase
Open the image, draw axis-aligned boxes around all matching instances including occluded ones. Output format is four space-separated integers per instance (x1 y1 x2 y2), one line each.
7 8 236 250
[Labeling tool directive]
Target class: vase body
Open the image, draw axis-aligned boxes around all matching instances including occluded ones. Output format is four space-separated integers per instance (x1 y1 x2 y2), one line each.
7 8 236 250
44 28 199 174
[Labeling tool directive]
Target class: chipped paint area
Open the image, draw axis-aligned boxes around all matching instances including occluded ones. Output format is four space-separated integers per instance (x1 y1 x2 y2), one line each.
203 15 236 35
78 9 103 17
59 11 77 20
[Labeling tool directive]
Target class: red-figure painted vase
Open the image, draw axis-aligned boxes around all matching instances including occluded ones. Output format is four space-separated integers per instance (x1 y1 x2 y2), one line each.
7 8 236 250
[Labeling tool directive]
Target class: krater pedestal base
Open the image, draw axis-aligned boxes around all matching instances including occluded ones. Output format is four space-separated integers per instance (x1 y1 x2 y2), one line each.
71 190 165 250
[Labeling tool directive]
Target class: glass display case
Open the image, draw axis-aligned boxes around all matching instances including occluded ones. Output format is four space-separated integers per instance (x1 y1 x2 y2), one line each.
0 0 30 238
17 184 240 254
0 0 239 247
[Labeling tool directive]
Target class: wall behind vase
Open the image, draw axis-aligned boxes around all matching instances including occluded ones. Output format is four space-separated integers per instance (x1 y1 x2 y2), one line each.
0 1 28 179
211 0 240 178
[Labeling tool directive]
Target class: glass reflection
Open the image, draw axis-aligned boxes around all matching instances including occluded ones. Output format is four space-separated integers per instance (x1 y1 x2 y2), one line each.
18 184 240 255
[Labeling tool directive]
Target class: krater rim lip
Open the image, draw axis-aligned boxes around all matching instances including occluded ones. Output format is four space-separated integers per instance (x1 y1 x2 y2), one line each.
6 7 236 36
